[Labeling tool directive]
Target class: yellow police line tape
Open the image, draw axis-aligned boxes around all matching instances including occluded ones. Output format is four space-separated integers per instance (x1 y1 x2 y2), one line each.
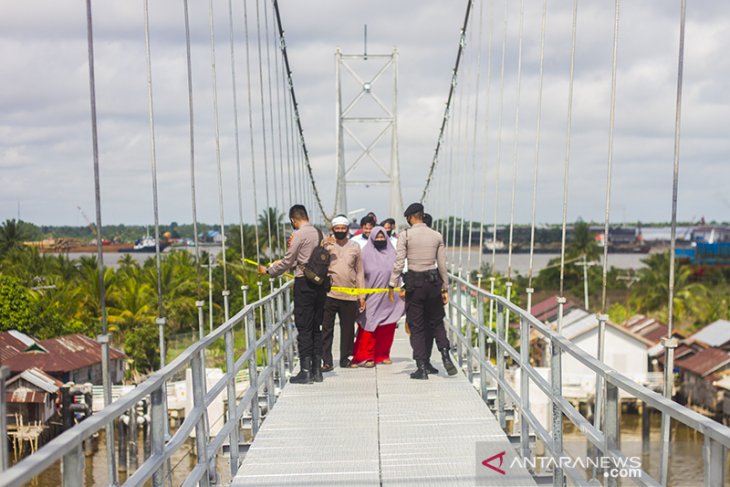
243 258 401 294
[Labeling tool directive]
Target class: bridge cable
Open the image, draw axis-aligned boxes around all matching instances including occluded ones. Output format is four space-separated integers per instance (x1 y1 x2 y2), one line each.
263 0 284 258
455 22 472 276
83 0 117 482
557 0 579 334
594 0 621 449
487 0 510 329
273 0 330 222
477 0 495 290
255 0 275 271
281 52 295 207
142 0 167 363
242 0 265 323
526 0 549 313
506 0 525 291
182 0 202 299
660 2 687 483
419 0 473 203
271 5 289 256
207 0 229 300
226 0 248 305
466 0 486 281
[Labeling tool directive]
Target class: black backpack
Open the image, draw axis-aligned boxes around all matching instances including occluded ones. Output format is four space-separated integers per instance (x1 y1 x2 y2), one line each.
302 229 331 288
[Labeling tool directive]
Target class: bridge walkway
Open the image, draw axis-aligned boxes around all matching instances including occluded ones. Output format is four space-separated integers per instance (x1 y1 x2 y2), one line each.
232 333 536 486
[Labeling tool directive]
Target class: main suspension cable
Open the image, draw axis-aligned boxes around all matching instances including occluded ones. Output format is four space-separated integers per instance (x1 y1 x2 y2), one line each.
420 0 474 203
273 0 329 220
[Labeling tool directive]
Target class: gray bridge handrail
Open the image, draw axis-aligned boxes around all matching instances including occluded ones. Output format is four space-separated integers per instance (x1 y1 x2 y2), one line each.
0 279 295 487
446 272 730 486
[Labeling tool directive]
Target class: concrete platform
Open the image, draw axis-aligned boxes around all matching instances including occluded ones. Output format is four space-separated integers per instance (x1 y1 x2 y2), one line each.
232 332 536 486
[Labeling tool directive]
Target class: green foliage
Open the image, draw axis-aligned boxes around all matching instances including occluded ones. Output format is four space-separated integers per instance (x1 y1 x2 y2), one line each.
124 321 160 373
0 275 35 334
0 219 41 253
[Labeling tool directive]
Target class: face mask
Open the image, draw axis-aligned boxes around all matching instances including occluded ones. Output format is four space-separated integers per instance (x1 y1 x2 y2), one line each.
333 231 348 240
386 230 393 237
374 240 388 250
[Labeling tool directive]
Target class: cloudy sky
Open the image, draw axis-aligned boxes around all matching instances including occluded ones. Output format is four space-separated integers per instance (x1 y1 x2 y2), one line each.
1 0 728 227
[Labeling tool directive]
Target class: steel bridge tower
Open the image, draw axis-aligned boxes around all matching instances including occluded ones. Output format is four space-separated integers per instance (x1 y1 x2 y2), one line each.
334 46 404 225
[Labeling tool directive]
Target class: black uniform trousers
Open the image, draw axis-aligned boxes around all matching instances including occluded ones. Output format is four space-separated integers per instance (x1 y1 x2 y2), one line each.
321 297 358 367
293 277 326 359
405 279 450 361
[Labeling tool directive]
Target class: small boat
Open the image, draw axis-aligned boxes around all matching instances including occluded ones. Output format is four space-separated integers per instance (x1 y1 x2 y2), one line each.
119 235 168 253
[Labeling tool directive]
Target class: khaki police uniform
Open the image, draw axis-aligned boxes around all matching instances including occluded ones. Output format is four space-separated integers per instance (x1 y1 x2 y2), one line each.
389 222 451 361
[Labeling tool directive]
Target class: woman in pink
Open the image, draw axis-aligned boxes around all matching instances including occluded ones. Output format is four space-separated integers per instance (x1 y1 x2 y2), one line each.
352 226 405 367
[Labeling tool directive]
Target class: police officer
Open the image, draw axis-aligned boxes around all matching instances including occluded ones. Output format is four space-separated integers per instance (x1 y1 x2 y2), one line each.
259 204 326 384
389 203 457 379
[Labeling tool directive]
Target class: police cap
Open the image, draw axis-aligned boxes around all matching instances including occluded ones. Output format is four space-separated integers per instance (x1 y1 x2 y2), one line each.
403 202 424 217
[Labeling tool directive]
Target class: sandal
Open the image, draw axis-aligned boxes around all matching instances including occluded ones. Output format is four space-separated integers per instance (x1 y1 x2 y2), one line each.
380 358 392 365
363 360 376 368
321 364 334 373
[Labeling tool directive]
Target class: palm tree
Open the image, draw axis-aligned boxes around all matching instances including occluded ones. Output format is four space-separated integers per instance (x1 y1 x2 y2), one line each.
630 252 709 328
0 219 31 254
258 207 285 254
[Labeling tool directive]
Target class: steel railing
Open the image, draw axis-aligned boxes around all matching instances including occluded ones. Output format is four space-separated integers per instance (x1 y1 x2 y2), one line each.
446 272 730 487
0 279 295 487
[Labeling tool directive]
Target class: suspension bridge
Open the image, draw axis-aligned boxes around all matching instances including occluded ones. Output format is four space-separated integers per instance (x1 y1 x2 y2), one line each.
1 0 729 486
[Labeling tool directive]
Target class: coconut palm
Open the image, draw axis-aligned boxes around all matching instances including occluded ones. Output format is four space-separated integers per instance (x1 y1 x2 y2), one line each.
629 252 709 328
0 219 31 254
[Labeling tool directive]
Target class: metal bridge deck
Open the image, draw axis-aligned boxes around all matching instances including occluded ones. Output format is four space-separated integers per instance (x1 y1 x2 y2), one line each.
232 334 536 486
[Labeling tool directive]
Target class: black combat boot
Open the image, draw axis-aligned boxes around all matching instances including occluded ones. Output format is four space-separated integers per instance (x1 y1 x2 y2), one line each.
425 361 439 374
410 360 429 380
441 348 458 376
290 356 313 384
312 355 324 383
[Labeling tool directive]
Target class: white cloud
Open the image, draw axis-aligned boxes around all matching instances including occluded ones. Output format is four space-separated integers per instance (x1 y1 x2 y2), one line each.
0 0 728 226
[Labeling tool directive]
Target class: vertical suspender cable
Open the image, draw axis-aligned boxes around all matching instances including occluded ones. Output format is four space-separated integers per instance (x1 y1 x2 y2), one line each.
600 0 621 315
143 0 166 360
477 0 495 290
255 0 275 266
227 0 247 284
83 0 117 482
457 19 473 275
506 0 525 286
272 11 288 249
207 0 228 295
142 7 173 482
466 0 485 280
557 0 579 334
279 61 299 206
183 0 202 298
242 0 264 321
263 0 283 256
255 0 274 266
453 34 468 273
659 1 686 484
594 0 621 436
488 0 509 331
526 0 549 313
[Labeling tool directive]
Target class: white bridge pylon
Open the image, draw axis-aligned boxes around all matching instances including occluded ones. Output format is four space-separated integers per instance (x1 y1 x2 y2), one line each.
334 47 404 225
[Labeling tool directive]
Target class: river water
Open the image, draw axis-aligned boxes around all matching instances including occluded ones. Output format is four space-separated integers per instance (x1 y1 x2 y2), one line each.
64 246 652 274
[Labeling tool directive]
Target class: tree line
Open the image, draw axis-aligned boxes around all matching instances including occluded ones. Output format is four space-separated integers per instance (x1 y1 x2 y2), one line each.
1 217 728 376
